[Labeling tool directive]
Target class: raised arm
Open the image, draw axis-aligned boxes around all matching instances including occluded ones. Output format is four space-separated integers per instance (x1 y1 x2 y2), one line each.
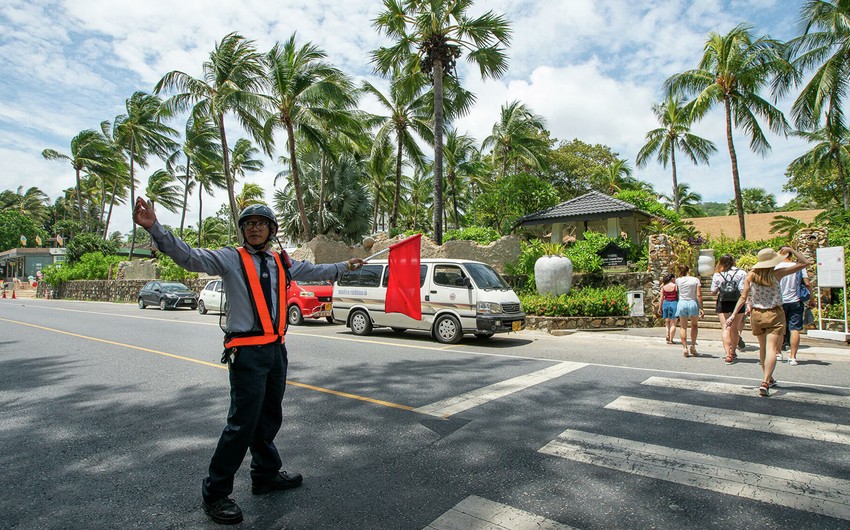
773 247 812 280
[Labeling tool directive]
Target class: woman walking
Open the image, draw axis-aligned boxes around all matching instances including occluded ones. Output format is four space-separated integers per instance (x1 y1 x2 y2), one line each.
675 265 703 357
656 273 679 344
726 247 812 397
711 255 747 364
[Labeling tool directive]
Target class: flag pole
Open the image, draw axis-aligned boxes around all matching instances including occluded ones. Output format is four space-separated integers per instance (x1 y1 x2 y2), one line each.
363 247 390 261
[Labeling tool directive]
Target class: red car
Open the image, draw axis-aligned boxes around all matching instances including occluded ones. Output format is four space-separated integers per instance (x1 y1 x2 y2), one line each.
287 280 334 325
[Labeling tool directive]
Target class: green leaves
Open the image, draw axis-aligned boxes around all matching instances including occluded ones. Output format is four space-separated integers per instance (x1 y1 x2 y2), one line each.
519 287 630 317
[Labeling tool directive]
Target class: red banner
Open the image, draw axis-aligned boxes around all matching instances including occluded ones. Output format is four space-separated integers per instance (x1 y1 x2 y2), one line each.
385 234 422 320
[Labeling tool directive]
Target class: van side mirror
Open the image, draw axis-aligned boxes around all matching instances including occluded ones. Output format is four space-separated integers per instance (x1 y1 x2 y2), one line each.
463 277 473 289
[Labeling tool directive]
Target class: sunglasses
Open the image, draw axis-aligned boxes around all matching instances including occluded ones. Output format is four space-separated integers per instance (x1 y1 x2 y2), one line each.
243 220 270 229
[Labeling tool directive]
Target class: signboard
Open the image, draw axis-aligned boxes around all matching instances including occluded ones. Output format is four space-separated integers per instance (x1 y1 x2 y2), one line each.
816 246 846 288
598 242 627 268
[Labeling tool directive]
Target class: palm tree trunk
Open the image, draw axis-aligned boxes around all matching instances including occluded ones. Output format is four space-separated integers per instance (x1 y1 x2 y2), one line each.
99 178 108 237
390 132 403 229
104 176 119 238
670 147 680 213
217 116 241 245
724 97 746 239
74 168 84 224
179 155 191 238
318 155 327 235
432 60 445 245
372 190 379 232
285 118 313 241
836 155 849 211
198 190 204 248
128 137 137 260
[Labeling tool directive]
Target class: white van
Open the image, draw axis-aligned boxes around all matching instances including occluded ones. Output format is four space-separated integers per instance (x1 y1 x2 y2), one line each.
332 258 525 344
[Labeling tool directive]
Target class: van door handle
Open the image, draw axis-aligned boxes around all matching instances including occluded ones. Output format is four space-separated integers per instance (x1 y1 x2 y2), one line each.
430 290 437 294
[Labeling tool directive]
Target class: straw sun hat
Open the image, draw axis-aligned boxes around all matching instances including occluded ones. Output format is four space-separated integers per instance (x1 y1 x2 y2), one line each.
752 248 784 269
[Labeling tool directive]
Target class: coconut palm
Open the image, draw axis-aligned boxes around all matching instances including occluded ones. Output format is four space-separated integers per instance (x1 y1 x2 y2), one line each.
788 122 850 209
0 186 50 225
405 167 434 231
113 91 179 258
193 150 226 247
42 129 116 225
145 164 184 214
662 183 704 217
372 0 512 244
665 23 792 239
482 100 548 179
263 34 358 242
784 1 850 134
595 159 634 194
444 130 488 229
361 71 432 230
171 115 221 238
725 187 777 214
97 120 131 238
636 95 716 212
155 32 269 236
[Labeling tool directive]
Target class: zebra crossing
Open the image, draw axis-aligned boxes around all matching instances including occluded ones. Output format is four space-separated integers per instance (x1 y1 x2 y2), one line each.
538 375 850 523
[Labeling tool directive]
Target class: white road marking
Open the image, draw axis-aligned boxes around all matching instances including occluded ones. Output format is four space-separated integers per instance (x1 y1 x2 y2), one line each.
424 495 577 530
414 361 587 417
642 376 850 408
540 429 850 522
605 396 850 445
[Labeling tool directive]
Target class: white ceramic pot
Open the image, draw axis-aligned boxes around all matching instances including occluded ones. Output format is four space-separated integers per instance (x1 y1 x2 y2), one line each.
534 255 573 296
697 249 715 277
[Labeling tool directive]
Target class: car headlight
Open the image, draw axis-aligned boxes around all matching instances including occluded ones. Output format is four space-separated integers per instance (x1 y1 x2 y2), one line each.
477 301 503 314
299 291 315 298
164 293 178 299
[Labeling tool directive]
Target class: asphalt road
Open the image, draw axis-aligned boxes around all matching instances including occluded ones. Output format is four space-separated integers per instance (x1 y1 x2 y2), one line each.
2 297 850 529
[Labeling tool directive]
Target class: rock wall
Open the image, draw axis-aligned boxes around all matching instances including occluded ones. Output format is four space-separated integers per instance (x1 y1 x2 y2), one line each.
40 278 210 303
526 315 655 331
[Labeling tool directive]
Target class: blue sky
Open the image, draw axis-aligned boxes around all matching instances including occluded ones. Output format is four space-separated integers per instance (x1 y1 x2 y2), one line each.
0 0 807 236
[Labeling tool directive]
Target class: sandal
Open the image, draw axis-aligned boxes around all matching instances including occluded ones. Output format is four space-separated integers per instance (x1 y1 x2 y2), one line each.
724 355 735 365
689 345 699 357
683 348 690 358
666 339 674 344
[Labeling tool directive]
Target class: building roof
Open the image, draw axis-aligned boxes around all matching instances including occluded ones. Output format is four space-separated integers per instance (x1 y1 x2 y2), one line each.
516 190 656 226
683 209 824 241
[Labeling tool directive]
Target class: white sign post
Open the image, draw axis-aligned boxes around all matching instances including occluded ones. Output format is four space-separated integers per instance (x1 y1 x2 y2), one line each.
807 246 849 342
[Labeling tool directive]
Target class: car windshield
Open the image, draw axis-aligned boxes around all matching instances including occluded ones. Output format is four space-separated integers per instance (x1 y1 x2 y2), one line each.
161 283 189 292
465 263 510 290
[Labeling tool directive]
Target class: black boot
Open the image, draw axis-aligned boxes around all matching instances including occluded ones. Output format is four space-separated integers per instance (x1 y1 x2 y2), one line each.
252 471 303 495
203 496 243 525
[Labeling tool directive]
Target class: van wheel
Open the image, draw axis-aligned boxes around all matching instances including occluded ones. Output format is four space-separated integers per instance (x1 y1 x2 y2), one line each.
350 310 372 336
326 316 335 324
288 305 304 325
198 301 207 314
474 332 494 339
391 327 407 333
434 315 463 344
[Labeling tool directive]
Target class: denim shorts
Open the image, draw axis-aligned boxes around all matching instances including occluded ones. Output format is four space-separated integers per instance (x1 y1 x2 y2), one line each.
783 302 804 331
675 299 700 318
661 300 678 319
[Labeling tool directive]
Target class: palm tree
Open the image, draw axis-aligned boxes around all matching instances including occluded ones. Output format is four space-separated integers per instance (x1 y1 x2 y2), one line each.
788 123 850 209
155 32 269 236
193 150 226 247
662 183 704 217
372 0 512 244
595 159 633 194
97 120 131 238
361 71 432 230
444 130 488 228
482 100 548 179
636 95 716 212
263 34 358 242
726 187 777 214
113 91 178 258
785 1 850 134
171 115 220 238
406 167 434 231
42 129 115 225
665 23 791 239
0 186 50 225
145 165 184 214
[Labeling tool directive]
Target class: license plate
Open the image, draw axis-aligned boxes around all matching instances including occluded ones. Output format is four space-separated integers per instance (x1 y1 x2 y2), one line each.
511 321 521 331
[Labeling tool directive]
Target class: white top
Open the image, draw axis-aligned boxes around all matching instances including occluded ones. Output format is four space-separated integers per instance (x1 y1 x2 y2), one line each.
776 261 801 303
675 276 701 302
710 267 746 294
750 277 783 309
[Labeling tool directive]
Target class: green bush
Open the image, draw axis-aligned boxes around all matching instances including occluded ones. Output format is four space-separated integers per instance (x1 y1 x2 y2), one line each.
157 254 198 281
706 235 787 261
66 233 119 263
519 286 629 317
42 252 124 284
444 226 501 244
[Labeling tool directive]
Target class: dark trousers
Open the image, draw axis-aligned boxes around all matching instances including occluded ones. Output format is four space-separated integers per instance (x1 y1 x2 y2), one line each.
202 343 288 501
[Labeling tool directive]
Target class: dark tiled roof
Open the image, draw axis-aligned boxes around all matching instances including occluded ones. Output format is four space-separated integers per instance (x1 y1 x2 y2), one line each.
517 191 656 226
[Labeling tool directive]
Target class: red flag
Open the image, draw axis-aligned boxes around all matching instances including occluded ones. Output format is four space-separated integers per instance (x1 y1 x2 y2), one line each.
385 234 422 320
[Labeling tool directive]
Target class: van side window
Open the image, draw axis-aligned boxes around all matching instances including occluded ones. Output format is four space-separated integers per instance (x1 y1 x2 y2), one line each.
382 264 428 288
433 265 466 287
338 264 383 287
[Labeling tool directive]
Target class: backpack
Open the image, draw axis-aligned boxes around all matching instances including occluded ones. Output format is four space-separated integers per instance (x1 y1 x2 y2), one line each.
798 270 811 303
718 271 741 302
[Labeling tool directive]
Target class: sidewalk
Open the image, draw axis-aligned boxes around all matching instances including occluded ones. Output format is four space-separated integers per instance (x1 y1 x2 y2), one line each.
565 326 850 358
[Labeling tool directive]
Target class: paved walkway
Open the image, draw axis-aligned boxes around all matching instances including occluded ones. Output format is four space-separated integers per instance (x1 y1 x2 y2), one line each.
571 326 850 359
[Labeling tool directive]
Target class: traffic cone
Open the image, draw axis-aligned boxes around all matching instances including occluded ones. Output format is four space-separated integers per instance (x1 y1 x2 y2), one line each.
1 290 5 298
11 290 16 299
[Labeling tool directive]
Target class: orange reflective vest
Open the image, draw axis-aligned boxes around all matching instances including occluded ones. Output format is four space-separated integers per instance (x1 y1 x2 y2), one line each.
224 247 288 348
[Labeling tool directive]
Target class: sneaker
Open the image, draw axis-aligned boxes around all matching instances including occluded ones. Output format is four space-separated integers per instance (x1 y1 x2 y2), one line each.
768 378 778 388
788 358 798 366
203 497 243 525
776 353 783 361
758 383 770 397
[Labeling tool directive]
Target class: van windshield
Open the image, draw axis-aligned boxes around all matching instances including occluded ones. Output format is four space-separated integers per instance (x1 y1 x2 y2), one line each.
465 263 510 291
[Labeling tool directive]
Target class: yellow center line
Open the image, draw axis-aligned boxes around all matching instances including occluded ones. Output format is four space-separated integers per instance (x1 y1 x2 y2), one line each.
0 316 420 413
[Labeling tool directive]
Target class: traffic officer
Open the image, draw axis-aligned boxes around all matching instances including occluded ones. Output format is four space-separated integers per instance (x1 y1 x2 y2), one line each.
133 197 365 525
